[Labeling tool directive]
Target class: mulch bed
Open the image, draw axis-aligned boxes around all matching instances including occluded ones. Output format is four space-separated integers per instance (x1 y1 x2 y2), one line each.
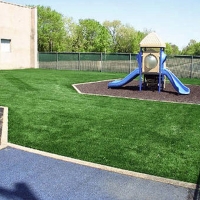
74 80 200 105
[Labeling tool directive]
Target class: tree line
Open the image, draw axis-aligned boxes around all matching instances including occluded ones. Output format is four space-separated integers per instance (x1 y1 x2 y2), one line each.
37 5 200 55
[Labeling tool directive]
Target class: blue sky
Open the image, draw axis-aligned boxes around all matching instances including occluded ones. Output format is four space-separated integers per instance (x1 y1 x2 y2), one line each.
4 0 200 50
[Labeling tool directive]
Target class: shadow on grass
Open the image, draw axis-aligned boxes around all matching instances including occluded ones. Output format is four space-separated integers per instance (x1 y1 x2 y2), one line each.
0 182 39 200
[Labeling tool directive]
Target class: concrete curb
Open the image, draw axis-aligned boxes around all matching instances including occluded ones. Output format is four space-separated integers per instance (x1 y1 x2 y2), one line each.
0 106 8 150
8 142 197 190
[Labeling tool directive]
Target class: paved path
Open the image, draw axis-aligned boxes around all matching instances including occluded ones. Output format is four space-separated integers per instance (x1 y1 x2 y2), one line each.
0 145 198 200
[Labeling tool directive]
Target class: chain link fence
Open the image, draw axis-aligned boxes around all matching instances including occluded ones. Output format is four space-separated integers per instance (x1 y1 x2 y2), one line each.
39 52 200 78
166 55 200 78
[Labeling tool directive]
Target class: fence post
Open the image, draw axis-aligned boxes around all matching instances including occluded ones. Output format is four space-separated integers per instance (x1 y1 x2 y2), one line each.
190 55 193 78
100 52 102 72
56 52 58 69
78 53 80 71
129 53 131 73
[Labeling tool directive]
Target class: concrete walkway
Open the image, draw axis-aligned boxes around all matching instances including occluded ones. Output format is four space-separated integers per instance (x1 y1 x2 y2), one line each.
0 144 199 200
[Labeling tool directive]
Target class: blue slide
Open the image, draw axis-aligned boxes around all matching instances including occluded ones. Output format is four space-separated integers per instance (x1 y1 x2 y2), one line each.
108 68 140 88
162 68 190 94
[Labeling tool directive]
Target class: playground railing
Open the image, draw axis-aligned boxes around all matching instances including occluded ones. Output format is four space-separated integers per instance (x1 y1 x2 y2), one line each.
39 52 200 78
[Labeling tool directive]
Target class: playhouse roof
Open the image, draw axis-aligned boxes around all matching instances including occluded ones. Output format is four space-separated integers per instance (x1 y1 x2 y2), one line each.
140 32 166 48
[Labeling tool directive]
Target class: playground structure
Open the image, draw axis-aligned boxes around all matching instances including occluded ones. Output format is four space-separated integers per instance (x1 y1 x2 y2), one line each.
108 32 190 95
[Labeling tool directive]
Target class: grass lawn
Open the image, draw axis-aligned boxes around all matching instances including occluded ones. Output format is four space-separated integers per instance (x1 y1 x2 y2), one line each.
0 69 199 184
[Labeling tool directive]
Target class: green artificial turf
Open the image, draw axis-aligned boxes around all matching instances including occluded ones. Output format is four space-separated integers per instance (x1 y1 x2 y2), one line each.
0 69 199 184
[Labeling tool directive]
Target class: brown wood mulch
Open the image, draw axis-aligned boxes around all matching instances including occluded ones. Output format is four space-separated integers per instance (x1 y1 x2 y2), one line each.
74 80 200 105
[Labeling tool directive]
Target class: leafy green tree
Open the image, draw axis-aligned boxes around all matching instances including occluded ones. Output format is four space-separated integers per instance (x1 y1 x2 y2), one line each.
193 43 200 55
165 43 173 55
181 40 200 55
64 17 78 52
132 31 147 53
72 19 112 52
115 24 136 53
37 5 67 52
165 43 180 55
103 20 148 53
171 44 180 55
103 20 122 52
71 24 85 52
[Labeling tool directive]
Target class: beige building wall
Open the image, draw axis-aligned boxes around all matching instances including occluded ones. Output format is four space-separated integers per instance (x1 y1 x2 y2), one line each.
0 1 38 69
